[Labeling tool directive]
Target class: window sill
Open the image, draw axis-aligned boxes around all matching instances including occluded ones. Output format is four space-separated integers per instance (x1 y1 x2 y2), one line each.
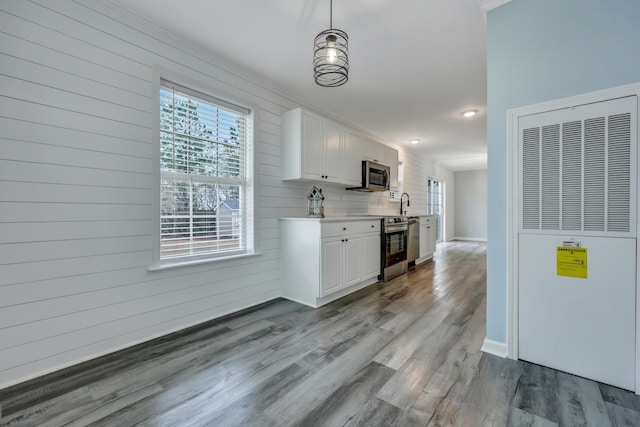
148 251 262 272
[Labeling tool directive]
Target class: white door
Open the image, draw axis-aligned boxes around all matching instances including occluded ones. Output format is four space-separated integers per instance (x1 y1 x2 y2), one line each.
518 96 637 391
519 234 635 390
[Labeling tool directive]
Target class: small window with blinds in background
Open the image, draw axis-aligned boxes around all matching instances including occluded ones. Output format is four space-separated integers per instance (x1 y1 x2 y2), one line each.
159 80 250 262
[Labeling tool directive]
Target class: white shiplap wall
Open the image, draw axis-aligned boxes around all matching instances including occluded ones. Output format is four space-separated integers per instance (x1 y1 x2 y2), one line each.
0 0 454 389
400 154 455 241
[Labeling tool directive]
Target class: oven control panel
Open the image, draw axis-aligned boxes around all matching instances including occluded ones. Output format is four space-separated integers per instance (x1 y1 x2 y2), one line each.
383 216 408 225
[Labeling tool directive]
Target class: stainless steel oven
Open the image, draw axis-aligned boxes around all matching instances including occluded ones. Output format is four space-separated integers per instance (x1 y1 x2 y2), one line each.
381 216 408 281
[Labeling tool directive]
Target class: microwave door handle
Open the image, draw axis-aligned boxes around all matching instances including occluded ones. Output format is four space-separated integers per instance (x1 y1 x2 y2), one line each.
383 168 389 187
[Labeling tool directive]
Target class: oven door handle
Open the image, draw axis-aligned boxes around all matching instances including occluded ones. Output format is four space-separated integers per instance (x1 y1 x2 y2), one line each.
384 225 408 233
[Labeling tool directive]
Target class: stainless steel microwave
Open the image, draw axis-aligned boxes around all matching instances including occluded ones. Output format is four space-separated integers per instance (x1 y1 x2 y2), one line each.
347 160 390 192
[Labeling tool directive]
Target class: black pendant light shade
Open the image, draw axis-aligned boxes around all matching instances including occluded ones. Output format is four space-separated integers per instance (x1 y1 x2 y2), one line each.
313 1 348 87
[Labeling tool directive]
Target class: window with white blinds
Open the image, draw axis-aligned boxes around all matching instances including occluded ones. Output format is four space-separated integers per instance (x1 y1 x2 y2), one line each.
159 79 250 261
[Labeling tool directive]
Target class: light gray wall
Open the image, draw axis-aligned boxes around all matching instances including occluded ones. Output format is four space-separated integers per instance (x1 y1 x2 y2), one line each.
0 0 454 388
486 0 640 343
454 170 487 240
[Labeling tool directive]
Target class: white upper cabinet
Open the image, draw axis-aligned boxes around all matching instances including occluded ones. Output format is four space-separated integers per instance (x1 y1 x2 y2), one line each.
282 108 344 183
343 129 365 186
300 110 324 180
345 131 398 190
362 138 385 164
323 119 343 182
282 108 398 189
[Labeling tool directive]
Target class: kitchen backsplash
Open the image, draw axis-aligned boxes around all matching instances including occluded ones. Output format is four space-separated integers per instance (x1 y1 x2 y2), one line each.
280 149 454 221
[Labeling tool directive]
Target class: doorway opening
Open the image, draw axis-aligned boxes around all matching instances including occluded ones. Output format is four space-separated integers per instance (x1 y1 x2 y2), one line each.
427 177 445 242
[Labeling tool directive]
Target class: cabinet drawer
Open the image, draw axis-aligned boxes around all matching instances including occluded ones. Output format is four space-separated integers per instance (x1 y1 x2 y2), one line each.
360 220 381 234
322 222 353 237
322 220 379 237
420 216 435 226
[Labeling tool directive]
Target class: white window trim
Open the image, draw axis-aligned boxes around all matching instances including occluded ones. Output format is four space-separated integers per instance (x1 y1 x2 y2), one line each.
150 66 256 270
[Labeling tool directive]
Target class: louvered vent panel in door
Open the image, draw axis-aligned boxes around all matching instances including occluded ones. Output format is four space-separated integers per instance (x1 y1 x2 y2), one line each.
520 96 635 236
541 124 560 230
522 127 540 230
584 117 606 231
562 121 582 230
608 113 631 232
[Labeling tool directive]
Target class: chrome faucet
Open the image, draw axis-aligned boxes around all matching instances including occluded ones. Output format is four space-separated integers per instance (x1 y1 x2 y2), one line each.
400 192 410 216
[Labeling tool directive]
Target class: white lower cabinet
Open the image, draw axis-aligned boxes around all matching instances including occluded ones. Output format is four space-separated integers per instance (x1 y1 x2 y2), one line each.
281 218 381 307
320 238 343 296
320 235 362 297
362 234 381 281
419 226 428 257
343 237 363 288
417 215 437 264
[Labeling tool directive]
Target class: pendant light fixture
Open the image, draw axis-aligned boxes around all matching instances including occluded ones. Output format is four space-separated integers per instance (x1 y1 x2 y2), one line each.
313 0 348 87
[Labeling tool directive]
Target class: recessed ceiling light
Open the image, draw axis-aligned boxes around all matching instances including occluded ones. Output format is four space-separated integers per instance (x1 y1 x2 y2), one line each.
410 139 420 145
463 110 477 118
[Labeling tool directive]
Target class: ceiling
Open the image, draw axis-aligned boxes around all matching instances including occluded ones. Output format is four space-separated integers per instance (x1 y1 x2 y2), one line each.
111 0 489 171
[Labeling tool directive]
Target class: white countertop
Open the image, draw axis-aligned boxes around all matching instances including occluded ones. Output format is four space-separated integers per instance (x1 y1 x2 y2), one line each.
279 215 383 222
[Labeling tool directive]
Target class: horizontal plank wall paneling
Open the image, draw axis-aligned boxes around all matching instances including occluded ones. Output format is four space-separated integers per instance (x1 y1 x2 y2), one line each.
401 153 455 241
0 0 290 388
0 0 455 389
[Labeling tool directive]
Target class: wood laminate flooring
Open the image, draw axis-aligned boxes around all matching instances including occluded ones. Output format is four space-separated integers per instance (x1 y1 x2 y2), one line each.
1 241 639 426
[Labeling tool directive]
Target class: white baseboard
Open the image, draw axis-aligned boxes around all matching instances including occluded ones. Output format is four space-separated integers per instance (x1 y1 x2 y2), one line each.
481 338 507 358
453 237 487 242
315 277 379 307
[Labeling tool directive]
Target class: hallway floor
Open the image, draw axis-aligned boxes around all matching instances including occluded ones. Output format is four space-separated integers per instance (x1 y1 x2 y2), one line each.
1 241 639 426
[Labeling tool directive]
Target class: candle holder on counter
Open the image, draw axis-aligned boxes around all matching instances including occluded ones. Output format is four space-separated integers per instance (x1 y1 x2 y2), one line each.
306 186 325 218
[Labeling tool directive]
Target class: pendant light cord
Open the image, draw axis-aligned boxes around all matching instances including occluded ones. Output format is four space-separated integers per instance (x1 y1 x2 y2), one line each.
330 0 333 29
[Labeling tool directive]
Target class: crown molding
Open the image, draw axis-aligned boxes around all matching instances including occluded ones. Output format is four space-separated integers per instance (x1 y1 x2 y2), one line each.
478 0 512 13
478 0 511 25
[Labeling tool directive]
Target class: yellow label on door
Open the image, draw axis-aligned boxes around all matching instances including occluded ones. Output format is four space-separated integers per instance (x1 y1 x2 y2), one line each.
557 247 588 278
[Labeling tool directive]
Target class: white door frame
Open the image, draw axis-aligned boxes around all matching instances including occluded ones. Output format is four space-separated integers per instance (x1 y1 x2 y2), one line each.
505 82 640 394
427 176 446 242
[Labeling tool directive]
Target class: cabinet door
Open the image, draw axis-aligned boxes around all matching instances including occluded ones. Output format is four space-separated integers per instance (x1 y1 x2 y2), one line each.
343 130 364 185
343 237 362 288
321 238 343 296
419 225 428 258
324 120 343 182
362 234 381 280
427 224 437 254
361 139 384 163
301 111 324 180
